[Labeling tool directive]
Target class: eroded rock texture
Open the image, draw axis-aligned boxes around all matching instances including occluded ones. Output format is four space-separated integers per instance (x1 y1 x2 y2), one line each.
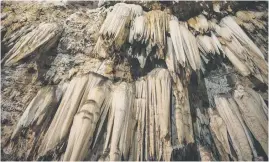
1 0 268 161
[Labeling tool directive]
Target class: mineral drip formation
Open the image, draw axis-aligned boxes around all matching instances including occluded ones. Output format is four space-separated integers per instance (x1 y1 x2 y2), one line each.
1 1 268 161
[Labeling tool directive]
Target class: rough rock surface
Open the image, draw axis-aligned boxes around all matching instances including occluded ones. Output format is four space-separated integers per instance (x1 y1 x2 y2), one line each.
1 1 268 161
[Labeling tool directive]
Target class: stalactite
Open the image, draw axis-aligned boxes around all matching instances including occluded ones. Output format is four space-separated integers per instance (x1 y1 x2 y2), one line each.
214 95 253 161
108 82 134 161
233 84 268 156
144 10 170 59
134 78 147 160
227 96 258 159
38 73 106 157
220 16 268 84
197 35 218 56
158 69 172 160
169 18 186 67
98 81 135 161
208 108 231 161
165 37 179 81
11 86 62 139
129 16 145 44
210 32 224 56
118 83 135 161
173 76 194 145
223 46 251 77
2 23 62 66
1 1 268 161
63 81 112 161
187 14 209 34
94 3 143 58
198 145 214 161
179 24 201 71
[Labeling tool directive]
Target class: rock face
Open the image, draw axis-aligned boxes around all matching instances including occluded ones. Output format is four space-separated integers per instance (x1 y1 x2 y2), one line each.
1 1 268 161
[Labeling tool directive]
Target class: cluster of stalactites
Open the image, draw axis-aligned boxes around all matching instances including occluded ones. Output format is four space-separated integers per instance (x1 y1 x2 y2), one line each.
172 75 194 145
209 84 268 161
220 16 267 84
102 82 134 160
61 80 135 161
129 12 203 72
186 13 268 84
95 3 267 86
197 33 224 56
94 3 143 58
187 14 209 34
132 68 173 161
2 23 62 66
12 67 189 161
94 3 174 65
63 82 112 161
129 10 171 59
61 68 177 161
169 17 201 71
10 86 63 140
37 73 112 159
234 10 267 32
99 68 173 161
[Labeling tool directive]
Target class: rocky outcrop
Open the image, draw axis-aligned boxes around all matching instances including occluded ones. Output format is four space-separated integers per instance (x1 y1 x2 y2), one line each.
1 1 268 161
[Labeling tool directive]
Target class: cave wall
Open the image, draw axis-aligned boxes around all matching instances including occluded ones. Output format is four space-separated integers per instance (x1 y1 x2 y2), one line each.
1 1 268 161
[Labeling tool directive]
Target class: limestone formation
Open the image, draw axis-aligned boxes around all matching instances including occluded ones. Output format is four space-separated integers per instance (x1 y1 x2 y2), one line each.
220 16 268 84
214 95 253 160
214 90 268 161
107 82 134 161
64 81 112 161
187 14 209 34
1 1 268 161
208 108 231 161
94 3 143 58
233 84 268 155
2 23 62 66
169 19 186 67
11 86 62 139
173 76 194 145
39 73 107 156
